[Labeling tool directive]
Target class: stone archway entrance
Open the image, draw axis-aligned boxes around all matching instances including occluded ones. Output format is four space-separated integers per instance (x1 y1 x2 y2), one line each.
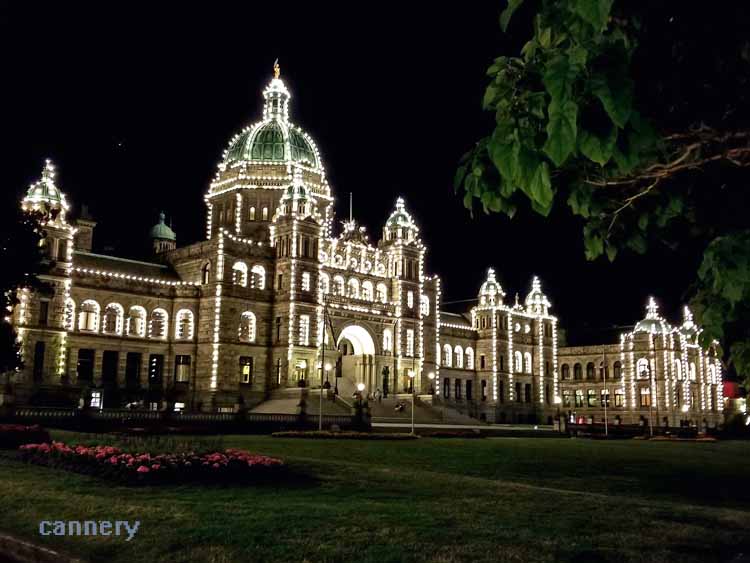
336 325 377 396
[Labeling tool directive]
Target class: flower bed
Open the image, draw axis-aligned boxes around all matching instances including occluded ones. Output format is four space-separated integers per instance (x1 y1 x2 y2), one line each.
18 441 285 485
0 424 51 449
272 431 418 440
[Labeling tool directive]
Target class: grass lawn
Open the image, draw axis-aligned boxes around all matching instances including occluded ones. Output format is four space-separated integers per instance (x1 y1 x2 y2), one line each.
1 432 749 562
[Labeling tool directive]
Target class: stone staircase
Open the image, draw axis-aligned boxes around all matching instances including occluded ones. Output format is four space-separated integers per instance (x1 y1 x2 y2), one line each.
250 388 350 415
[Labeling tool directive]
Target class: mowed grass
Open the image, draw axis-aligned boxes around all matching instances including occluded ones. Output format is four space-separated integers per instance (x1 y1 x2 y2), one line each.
0 433 749 563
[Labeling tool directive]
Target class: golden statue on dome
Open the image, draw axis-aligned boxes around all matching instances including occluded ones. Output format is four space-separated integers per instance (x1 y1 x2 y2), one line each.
273 58 280 79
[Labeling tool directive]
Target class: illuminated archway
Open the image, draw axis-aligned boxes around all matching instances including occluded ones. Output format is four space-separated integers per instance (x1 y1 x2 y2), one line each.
337 325 376 356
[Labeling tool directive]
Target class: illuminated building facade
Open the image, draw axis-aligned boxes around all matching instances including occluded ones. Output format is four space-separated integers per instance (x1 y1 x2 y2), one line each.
9 68 723 425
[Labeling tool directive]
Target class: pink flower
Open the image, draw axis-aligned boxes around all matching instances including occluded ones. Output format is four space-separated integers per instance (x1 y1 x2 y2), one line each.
151 464 161 470
136 465 150 473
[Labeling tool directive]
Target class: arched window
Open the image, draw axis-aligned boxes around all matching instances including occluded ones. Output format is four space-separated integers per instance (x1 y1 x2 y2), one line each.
524 352 532 373
689 362 696 381
420 295 430 317
362 280 374 301
376 283 388 303
455 345 464 368
672 360 682 380
443 344 453 367
613 361 622 379
201 262 211 284
465 347 475 370
333 276 345 296
382 328 393 353
251 265 266 289
636 358 650 379
238 311 256 343
707 364 717 384
78 300 100 332
586 362 595 379
599 362 609 380
347 278 360 299
573 363 582 380
175 309 194 340
514 351 523 373
149 308 168 339
249 206 256 221
232 261 248 287
319 273 330 295
102 303 124 335
562 364 570 379
64 298 76 331
126 306 147 337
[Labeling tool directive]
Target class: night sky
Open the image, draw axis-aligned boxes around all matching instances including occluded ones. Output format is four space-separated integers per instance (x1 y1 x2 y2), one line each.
0 3 701 344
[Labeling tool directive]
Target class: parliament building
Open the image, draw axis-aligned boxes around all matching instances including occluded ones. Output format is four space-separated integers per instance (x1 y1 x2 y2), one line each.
9 68 725 427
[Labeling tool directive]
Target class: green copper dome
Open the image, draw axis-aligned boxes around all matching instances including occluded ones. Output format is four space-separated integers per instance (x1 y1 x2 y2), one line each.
222 76 321 169
150 212 176 241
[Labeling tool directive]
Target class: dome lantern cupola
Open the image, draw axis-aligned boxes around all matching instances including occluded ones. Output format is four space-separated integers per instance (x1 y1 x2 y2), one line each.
525 276 551 316
678 305 700 343
22 159 70 221
383 197 419 243
633 296 670 335
478 268 505 306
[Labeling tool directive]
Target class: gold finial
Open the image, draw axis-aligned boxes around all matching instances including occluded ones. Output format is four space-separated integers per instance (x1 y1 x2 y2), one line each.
273 58 280 79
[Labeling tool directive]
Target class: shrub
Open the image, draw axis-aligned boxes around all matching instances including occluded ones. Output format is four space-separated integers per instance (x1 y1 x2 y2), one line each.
18 441 285 485
0 424 51 449
272 431 418 440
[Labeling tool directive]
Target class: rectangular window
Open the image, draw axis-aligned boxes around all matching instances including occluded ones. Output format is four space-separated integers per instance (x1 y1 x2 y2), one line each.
587 389 597 407
407 291 414 309
239 356 254 384
480 355 486 369
615 389 624 407
499 380 504 403
33 341 45 382
57 239 68 261
481 380 487 401
455 379 462 400
406 329 414 357
276 317 282 343
102 351 118 385
524 383 531 403
301 272 311 291
575 389 584 407
149 354 164 387
38 300 49 326
499 355 504 372
174 355 191 383
563 390 572 407
76 349 95 382
515 382 522 403
443 378 450 399
277 274 283 290
600 388 610 407
299 315 310 346
90 390 102 409
174 402 186 412
262 207 269 221
125 352 141 389
466 380 473 401
639 387 651 407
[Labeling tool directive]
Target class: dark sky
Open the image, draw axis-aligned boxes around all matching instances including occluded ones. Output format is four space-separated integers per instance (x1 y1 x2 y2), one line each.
0 2 701 344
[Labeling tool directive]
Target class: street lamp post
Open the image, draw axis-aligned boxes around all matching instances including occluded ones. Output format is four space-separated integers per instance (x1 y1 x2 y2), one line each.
408 370 416 435
553 395 562 432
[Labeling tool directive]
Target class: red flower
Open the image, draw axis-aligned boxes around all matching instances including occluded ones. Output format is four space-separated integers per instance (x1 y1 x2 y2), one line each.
136 466 150 473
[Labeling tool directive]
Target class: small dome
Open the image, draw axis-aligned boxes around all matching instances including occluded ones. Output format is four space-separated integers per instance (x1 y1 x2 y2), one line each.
678 306 700 341
525 276 551 316
479 268 505 306
150 212 176 241
383 197 419 243
633 297 669 334
23 160 69 211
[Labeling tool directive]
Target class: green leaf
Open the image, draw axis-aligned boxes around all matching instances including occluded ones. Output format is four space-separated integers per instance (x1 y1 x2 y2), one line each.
528 161 554 213
543 55 582 103
489 138 519 183
571 0 614 31
568 184 593 217
637 213 648 231
592 75 633 129
578 125 617 166
543 99 578 166
584 233 604 260
500 0 525 32
606 244 617 262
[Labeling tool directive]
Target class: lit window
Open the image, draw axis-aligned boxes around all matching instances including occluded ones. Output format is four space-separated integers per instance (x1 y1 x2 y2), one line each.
90 391 102 409
615 389 624 407
149 309 168 339
240 356 253 384
78 300 100 332
174 402 185 412
524 352 532 374
262 207 269 220
319 273 330 294
302 272 311 291
239 312 256 343
406 329 414 357
407 291 414 309
102 303 124 335
454 346 464 368
574 389 584 407
362 281 374 301
587 389 597 407
637 358 650 379
376 283 388 303
600 388 610 407
175 309 194 340
382 329 393 353
442 344 452 367
174 355 191 382
249 206 256 221
639 387 652 407
465 347 474 369
420 295 429 316
232 261 248 286
251 265 266 289
514 351 523 373
127 306 147 337
299 315 310 346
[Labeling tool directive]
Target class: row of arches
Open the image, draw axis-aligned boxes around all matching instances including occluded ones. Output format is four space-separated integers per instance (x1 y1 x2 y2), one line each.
231 262 266 289
439 344 475 370
562 361 623 381
65 299 195 340
320 274 389 303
